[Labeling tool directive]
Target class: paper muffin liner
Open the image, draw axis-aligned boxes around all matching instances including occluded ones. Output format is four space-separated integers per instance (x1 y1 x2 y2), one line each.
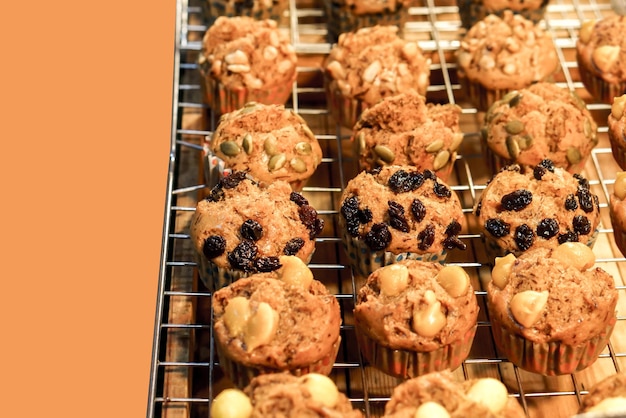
459 76 512 113
490 317 616 376
577 54 626 104
609 205 626 257
456 0 548 30
355 324 477 379
608 127 626 170
325 80 367 130
215 336 341 389
201 0 288 26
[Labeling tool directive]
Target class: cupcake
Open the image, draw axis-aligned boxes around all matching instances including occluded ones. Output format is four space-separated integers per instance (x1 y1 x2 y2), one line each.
197 16 297 115
456 0 550 30
354 260 479 379
383 370 525 417
204 102 323 191
487 242 618 375
609 171 626 257
189 171 324 291
324 25 432 129
212 258 341 388
210 373 364 417
577 373 626 415
474 159 601 258
576 16 626 104
481 82 598 174
608 94 626 170
352 91 464 182
455 11 559 111
200 0 288 27
338 165 467 282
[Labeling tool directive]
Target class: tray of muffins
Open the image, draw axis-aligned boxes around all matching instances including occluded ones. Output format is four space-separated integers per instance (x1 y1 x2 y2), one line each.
146 0 626 416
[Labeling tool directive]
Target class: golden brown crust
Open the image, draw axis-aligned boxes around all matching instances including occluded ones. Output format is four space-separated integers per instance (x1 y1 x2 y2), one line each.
576 15 626 84
579 373 626 413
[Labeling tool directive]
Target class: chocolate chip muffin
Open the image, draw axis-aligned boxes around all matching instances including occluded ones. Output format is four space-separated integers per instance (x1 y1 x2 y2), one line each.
487 242 618 375
189 172 324 291
609 171 626 257
608 94 626 170
383 370 526 418
212 260 341 388
352 91 464 182
455 11 559 111
338 165 467 282
577 373 626 415
456 0 549 30
205 102 323 191
481 83 598 174
474 159 601 258
324 25 432 129
354 260 479 379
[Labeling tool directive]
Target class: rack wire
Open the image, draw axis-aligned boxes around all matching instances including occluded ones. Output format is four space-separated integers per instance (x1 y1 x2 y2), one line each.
147 0 626 416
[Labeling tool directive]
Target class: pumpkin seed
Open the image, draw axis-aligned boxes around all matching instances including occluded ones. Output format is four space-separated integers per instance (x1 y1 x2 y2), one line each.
295 141 312 155
302 124 317 141
356 132 366 154
508 93 522 108
506 136 520 159
290 158 307 173
426 139 444 153
517 134 533 150
449 132 464 151
433 150 450 171
242 133 253 154
268 153 287 171
566 147 582 164
570 91 586 110
505 120 525 135
373 145 395 163
264 136 278 156
220 141 241 156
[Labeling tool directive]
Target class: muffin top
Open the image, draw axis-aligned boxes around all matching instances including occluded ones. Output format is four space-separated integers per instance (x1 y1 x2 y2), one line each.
353 91 464 180
333 0 410 14
578 373 626 414
610 172 626 229
455 11 558 90
482 83 598 172
383 370 525 418
487 242 618 345
480 0 547 12
608 94 626 166
576 15 626 84
474 160 601 254
354 260 479 352
190 172 324 272
198 16 297 90
339 165 467 255
209 102 323 188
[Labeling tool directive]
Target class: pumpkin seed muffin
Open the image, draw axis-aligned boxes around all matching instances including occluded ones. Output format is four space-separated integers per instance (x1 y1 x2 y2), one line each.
576 16 626 104
487 242 618 375
481 82 598 175
456 0 549 30
205 102 323 191
383 370 525 417
577 373 626 415
609 171 626 257
352 91 464 182
324 25 432 129
455 11 559 111
474 159 601 258
189 171 324 291
608 94 626 170
197 16 297 115
354 260 479 379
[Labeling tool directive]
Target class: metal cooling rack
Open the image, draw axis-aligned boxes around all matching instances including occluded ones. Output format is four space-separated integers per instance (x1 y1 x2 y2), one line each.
147 0 626 416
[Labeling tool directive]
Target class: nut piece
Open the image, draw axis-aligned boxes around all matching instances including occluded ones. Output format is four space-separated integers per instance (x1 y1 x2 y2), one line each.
210 388 253 418
412 290 447 338
587 397 626 413
299 373 340 408
414 401 451 418
592 45 621 73
243 301 279 352
611 94 626 120
435 265 470 297
491 253 516 289
552 242 595 271
615 171 626 200
510 290 549 328
378 264 410 297
326 60 346 80
466 378 509 414
363 60 382 83
223 296 251 337
276 255 313 288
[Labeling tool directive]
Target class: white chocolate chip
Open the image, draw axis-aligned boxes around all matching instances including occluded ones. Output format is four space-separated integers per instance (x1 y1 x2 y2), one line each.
299 373 339 408
552 242 596 271
592 45 621 73
263 45 278 61
378 264 410 297
223 296 251 337
243 302 279 352
402 42 419 59
414 401 450 418
479 55 495 70
615 171 626 200
611 94 626 120
210 388 253 418
412 291 447 338
277 59 294 74
435 265 470 297
510 290 549 328
587 396 626 413
276 255 313 288
466 378 509 414
491 253 516 290
578 20 597 44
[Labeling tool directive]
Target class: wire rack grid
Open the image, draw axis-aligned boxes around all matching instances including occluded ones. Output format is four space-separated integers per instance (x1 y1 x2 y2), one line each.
147 0 626 417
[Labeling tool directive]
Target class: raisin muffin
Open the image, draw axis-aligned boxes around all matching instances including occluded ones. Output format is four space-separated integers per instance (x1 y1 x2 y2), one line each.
456 0 550 30
455 11 559 111
324 25 432 129
189 171 324 291
474 160 601 258
383 370 526 418
338 165 467 283
609 171 626 257
200 0 288 26
211 373 364 417
481 83 598 174
212 261 341 388
198 16 297 115
487 242 618 375
205 102 323 191
354 260 479 379
576 16 626 104
352 91 464 182
608 94 626 169
577 373 626 415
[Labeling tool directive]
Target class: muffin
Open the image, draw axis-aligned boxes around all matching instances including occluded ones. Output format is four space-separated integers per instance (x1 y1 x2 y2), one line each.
608 94 626 170
189 171 324 291
354 260 479 379
352 91 464 182
576 16 626 104
210 373 364 417
481 82 598 174
204 102 323 191
338 165 467 282
200 0 288 27
474 159 601 258
487 242 618 375
383 370 526 417
577 373 626 415
609 171 626 257
212 260 341 388
455 11 559 111
198 16 297 115
324 25 432 129
456 0 549 30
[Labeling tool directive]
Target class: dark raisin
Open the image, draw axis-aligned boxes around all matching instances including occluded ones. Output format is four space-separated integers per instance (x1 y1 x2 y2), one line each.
221 171 248 189
202 235 226 259
445 220 462 236
388 201 409 232
227 240 258 272
417 224 435 251
443 236 467 250
290 191 309 206
433 182 452 198
594 194 600 211
500 189 532 211
411 199 426 222
573 173 590 189
573 215 592 235
564 194 578 211
558 230 579 244
388 169 424 193
538 159 555 172
207 185 225 202
536 218 559 239
475 200 482 216
346 217 361 237
514 224 534 251
423 170 437 180
368 166 382 175
533 165 546 180
310 218 325 239
364 223 392 251
254 256 282 272
240 219 263 241
283 238 305 255
358 208 373 224
485 218 510 237
577 188 594 213
299 205 319 229
341 196 359 220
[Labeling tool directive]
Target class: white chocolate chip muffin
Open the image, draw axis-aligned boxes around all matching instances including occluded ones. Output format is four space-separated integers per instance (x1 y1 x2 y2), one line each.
487 242 618 375
455 11 559 111
354 260 479 379
200 0 288 26
577 373 626 416
383 370 526 417
198 16 297 115
456 0 549 30
323 25 432 129
609 172 626 257
608 94 626 170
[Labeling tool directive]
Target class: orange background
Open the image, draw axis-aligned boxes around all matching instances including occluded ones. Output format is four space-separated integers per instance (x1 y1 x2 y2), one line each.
3 0 174 416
